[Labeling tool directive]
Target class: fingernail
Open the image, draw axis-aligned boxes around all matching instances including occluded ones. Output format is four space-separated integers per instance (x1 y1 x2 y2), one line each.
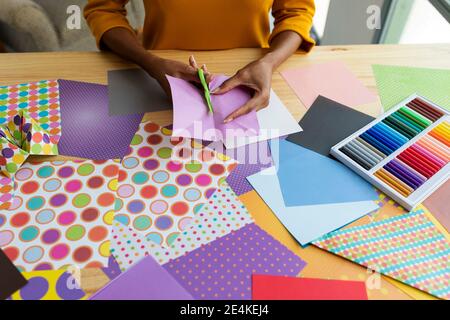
224 118 232 124
211 88 218 94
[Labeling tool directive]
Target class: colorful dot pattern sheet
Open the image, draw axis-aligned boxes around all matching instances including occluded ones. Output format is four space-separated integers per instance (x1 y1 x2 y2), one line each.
0 80 61 144
164 223 306 300
111 182 254 270
114 121 237 247
314 207 450 299
0 175 15 210
9 270 86 300
0 160 119 271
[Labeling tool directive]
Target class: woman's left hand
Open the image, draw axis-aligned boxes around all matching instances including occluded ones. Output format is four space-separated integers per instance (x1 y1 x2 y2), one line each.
211 59 273 123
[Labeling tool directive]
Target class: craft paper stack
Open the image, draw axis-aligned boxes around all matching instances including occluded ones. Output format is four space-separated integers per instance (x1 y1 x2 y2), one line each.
247 97 381 245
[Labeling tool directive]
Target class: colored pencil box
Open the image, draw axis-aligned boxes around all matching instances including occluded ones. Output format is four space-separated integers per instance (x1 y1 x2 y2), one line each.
331 94 449 210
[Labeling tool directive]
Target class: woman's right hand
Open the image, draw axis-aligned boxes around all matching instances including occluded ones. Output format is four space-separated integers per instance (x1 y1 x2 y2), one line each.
143 55 211 96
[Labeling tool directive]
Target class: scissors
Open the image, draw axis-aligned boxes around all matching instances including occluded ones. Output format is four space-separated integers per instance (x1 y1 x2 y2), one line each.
198 68 214 114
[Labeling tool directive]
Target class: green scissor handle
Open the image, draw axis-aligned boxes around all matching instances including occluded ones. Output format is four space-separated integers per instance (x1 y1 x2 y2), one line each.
198 68 214 114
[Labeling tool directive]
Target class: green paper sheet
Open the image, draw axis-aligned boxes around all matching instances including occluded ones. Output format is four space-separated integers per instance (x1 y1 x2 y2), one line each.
372 64 450 111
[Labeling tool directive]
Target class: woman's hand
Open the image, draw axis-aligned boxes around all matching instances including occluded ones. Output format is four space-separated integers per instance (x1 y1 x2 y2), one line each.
143 55 210 96
211 59 273 123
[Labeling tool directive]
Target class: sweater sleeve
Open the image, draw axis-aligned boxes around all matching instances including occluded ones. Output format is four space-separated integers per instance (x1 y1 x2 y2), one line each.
270 0 316 52
84 0 136 49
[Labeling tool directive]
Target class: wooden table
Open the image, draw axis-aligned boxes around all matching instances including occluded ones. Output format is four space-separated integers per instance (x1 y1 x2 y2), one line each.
1 44 449 299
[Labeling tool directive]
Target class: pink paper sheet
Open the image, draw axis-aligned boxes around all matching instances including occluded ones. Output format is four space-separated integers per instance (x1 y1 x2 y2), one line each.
168 75 259 141
281 61 377 109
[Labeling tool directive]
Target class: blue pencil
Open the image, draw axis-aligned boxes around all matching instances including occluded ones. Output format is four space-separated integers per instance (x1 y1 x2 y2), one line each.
360 132 392 155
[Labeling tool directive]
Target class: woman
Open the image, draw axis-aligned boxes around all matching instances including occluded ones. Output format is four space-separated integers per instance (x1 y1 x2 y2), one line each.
84 0 315 122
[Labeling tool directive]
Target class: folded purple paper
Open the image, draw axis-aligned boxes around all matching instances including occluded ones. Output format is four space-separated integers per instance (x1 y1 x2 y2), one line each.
90 255 193 300
168 75 260 141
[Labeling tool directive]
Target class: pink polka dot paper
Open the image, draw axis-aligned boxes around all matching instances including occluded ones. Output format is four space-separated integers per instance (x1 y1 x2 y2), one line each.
163 223 307 300
115 121 237 247
0 160 119 271
0 80 61 144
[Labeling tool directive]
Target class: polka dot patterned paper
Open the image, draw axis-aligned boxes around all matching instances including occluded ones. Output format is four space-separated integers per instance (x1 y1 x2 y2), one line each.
115 121 237 247
9 270 86 300
1 111 58 177
152 182 254 264
0 160 119 271
164 223 307 300
314 208 450 300
111 182 255 269
0 175 15 209
0 80 61 144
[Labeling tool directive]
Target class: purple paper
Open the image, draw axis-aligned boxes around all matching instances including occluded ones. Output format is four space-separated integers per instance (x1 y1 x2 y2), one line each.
90 255 193 300
57 80 143 160
168 75 259 141
163 223 306 300
221 140 273 195
101 255 122 280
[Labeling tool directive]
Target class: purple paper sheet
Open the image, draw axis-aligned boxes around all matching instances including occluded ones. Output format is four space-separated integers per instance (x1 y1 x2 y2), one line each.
222 140 273 195
90 255 193 300
168 75 259 141
57 80 143 160
163 223 306 300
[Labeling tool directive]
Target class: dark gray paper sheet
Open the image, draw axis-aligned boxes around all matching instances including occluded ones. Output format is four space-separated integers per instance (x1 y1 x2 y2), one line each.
286 96 375 156
0 249 28 300
108 68 172 116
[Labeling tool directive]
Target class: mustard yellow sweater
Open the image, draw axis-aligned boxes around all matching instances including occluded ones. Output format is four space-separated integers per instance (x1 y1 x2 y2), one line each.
84 0 315 51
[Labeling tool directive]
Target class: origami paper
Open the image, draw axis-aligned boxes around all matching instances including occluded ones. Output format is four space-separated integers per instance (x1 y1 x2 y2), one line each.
0 80 61 144
108 68 172 116
224 90 302 149
373 65 450 111
9 270 86 300
90 256 193 300
57 80 143 160
114 121 237 246
424 180 450 232
286 96 375 156
168 75 259 142
271 140 379 207
0 160 119 271
1 111 58 177
110 221 153 271
0 248 28 300
281 61 377 109
314 208 450 299
247 167 379 245
111 182 254 269
252 275 368 300
0 175 15 209
164 223 306 300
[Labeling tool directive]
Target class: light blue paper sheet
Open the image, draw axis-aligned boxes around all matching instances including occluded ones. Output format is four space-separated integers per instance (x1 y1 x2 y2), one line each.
269 139 379 207
247 167 379 245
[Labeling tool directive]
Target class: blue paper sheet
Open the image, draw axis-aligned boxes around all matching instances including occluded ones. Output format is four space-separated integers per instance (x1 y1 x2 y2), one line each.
269 140 379 207
247 167 379 245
